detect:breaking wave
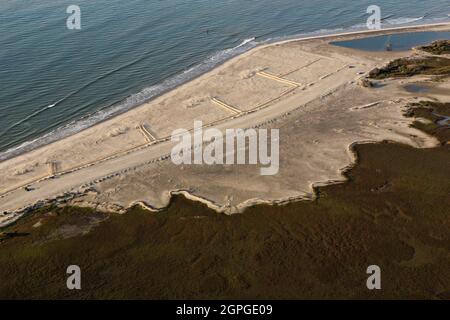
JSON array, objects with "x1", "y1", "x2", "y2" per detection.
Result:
[
  {"x1": 0, "y1": 38, "x2": 259, "y2": 161},
  {"x1": 0, "y1": 16, "x2": 448, "y2": 162},
  {"x1": 384, "y1": 16, "x2": 424, "y2": 25}
]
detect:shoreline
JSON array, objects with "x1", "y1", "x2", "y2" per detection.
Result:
[
  {"x1": 3, "y1": 134, "x2": 449, "y2": 299},
  {"x1": 0, "y1": 135, "x2": 431, "y2": 229},
  {"x1": 1, "y1": 22, "x2": 449, "y2": 226},
  {"x1": 0, "y1": 100, "x2": 441, "y2": 225},
  {"x1": 1, "y1": 132, "x2": 446, "y2": 230},
  {"x1": 1, "y1": 21, "x2": 450, "y2": 163}
]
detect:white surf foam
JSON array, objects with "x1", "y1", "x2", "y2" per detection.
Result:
[
  {"x1": 384, "y1": 16, "x2": 424, "y2": 25},
  {"x1": 0, "y1": 37, "x2": 260, "y2": 161},
  {"x1": 0, "y1": 17, "x2": 448, "y2": 162}
]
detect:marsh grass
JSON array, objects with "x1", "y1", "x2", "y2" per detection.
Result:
[
  {"x1": 418, "y1": 40, "x2": 450, "y2": 55},
  {"x1": 369, "y1": 56, "x2": 450, "y2": 79},
  {"x1": 0, "y1": 101, "x2": 449, "y2": 299}
]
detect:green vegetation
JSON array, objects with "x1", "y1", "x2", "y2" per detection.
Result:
[
  {"x1": 405, "y1": 101, "x2": 450, "y2": 144},
  {"x1": 418, "y1": 40, "x2": 450, "y2": 55},
  {"x1": 369, "y1": 56, "x2": 450, "y2": 79},
  {"x1": 0, "y1": 101, "x2": 449, "y2": 300}
]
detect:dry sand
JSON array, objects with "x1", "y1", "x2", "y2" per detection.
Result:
[{"x1": 1, "y1": 23, "x2": 450, "y2": 225}]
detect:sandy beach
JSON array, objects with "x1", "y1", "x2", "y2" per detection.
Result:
[{"x1": 1, "y1": 23, "x2": 450, "y2": 225}]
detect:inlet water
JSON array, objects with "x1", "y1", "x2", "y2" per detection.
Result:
[
  {"x1": 331, "y1": 31, "x2": 450, "y2": 51},
  {"x1": 1, "y1": 0, "x2": 449, "y2": 160}
]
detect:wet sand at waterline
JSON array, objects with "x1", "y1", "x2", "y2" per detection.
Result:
[{"x1": 1, "y1": 23, "x2": 450, "y2": 224}]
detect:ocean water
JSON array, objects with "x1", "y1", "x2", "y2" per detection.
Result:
[{"x1": 0, "y1": 0, "x2": 449, "y2": 160}]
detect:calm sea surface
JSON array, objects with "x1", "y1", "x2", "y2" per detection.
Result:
[{"x1": 0, "y1": 0, "x2": 449, "y2": 159}]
